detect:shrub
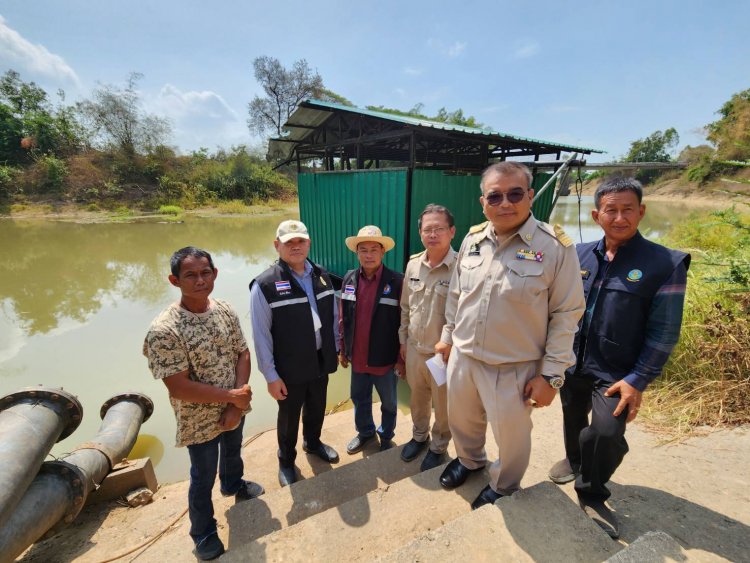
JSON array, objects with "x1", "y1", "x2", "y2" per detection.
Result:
[
  {"x1": 158, "y1": 204, "x2": 183, "y2": 216},
  {"x1": 0, "y1": 164, "x2": 18, "y2": 199}
]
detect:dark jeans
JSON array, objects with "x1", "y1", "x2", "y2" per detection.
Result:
[
  {"x1": 561, "y1": 374, "x2": 629, "y2": 501},
  {"x1": 186, "y1": 419, "x2": 245, "y2": 543},
  {"x1": 277, "y1": 374, "x2": 329, "y2": 467},
  {"x1": 351, "y1": 368, "x2": 398, "y2": 441}
]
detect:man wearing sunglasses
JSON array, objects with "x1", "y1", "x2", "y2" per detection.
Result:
[{"x1": 435, "y1": 161, "x2": 585, "y2": 511}]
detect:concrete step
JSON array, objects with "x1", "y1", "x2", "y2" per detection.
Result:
[
  {"x1": 218, "y1": 462, "x2": 493, "y2": 562},
  {"x1": 377, "y1": 481, "x2": 621, "y2": 563},
  {"x1": 605, "y1": 531, "x2": 685, "y2": 562}
]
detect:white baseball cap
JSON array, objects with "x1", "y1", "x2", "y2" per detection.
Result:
[{"x1": 276, "y1": 220, "x2": 310, "y2": 243}]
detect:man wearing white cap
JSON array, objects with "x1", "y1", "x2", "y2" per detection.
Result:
[
  {"x1": 339, "y1": 225, "x2": 404, "y2": 454},
  {"x1": 250, "y1": 220, "x2": 340, "y2": 486}
]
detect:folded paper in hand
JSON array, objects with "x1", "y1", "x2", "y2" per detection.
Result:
[{"x1": 425, "y1": 354, "x2": 447, "y2": 386}]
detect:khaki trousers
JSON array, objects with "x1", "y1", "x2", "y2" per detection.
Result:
[
  {"x1": 447, "y1": 348, "x2": 536, "y2": 495},
  {"x1": 405, "y1": 342, "x2": 451, "y2": 453}
]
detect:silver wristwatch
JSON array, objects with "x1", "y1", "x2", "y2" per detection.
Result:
[{"x1": 542, "y1": 375, "x2": 564, "y2": 389}]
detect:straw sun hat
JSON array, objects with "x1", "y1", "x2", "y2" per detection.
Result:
[{"x1": 345, "y1": 225, "x2": 396, "y2": 253}]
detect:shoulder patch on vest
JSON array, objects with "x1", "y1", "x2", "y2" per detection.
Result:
[
  {"x1": 410, "y1": 250, "x2": 425, "y2": 260},
  {"x1": 469, "y1": 221, "x2": 488, "y2": 234},
  {"x1": 553, "y1": 224, "x2": 574, "y2": 247}
]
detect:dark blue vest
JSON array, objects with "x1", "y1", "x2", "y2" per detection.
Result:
[
  {"x1": 570, "y1": 231, "x2": 690, "y2": 382},
  {"x1": 251, "y1": 260, "x2": 338, "y2": 384},
  {"x1": 341, "y1": 266, "x2": 403, "y2": 368}
]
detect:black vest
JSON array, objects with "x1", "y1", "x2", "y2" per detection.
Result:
[
  {"x1": 570, "y1": 232, "x2": 690, "y2": 382},
  {"x1": 341, "y1": 266, "x2": 403, "y2": 368},
  {"x1": 251, "y1": 259, "x2": 338, "y2": 384}
]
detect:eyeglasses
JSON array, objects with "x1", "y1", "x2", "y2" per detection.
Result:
[
  {"x1": 420, "y1": 226, "x2": 450, "y2": 236},
  {"x1": 484, "y1": 188, "x2": 527, "y2": 206}
]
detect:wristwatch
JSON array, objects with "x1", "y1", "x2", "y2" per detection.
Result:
[{"x1": 542, "y1": 374, "x2": 565, "y2": 389}]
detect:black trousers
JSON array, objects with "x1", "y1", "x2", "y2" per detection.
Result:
[
  {"x1": 277, "y1": 372, "x2": 329, "y2": 468},
  {"x1": 560, "y1": 374, "x2": 629, "y2": 501}
]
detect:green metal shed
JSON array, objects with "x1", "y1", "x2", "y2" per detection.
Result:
[{"x1": 269, "y1": 100, "x2": 603, "y2": 278}]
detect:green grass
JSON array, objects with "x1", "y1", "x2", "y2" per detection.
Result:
[{"x1": 158, "y1": 205, "x2": 184, "y2": 216}]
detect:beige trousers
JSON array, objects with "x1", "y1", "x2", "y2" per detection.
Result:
[
  {"x1": 405, "y1": 342, "x2": 451, "y2": 453},
  {"x1": 447, "y1": 348, "x2": 536, "y2": 495}
]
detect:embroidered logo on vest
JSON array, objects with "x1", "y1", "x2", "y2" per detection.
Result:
[{"x1": 626, "y1": 269, "x2": 643, "y2": 282}]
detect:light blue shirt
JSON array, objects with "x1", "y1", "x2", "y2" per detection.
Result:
[{"x1": 250, "y1": 260, "x2": 339, "y2": 383}]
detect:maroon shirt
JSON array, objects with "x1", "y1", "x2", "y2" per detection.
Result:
[{"x1": 339, "y1": 264, "x2": 393, "y2": 375}]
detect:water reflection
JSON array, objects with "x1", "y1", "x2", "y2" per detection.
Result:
[{"x1": 0, "y1": 198, "x2": 710, "y2": 483}]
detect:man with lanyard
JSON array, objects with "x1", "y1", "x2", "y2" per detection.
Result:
[
  {"x1": 250, "y1": 220, "x2": 340, "y2": 487},
  {"x1": 144, "y1": 246, "x2": 263, "y2": 561},
  {"x1": 435, "y1": 161, "x2": 585, "y2": 510},
  {"x1": 548, "y1": 176, "x2": 690, "y2": 538},
  {"x1": 398, "y1": 204, "x2": 457, "y2": 472},
  {"x1": 339, "y1": 225, "x2": 405, "y2": 454}
]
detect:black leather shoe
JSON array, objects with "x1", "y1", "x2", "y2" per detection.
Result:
[
  {"x1": 420, "y1": 450, "x2": 446, "y2": 472},
  {"x1": 303, "y1": 441, "x2": 340, "y2": 463},
  {"x1": 346, "y1": 434, "x2": 376, "y2": 454},
  {"x1": 439, "y1": 458, "x2": 483, "y2": 490},
  {"x1": 278, "y1": 465, "x2": 297, "y2": 487},
  {"x1": 400, "y1": 438, "x2": 429, "y2": 462},
  {"x1": 379, "y1": 438, "x2": 394, "y2": 451},
  {"x1": 470, "y1": 484, "x2": 504, "y2": 510}
]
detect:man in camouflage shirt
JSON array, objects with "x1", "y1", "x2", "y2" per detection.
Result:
[{"x1": 144, "y1": 246, "x2": 264, "y2": 561}]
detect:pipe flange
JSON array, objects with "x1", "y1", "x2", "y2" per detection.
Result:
[
  {"x1": 37, "y1": 460, "x2": 87, "y2": 534},
  {"x1": 0, "y1": 386, "x2": 83, "y2": 441},
  {"x1": 100, "y1": 392, "x2": 154, "y2": 422}
]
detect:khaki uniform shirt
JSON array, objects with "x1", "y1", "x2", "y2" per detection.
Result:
[
  {"x1": 143, "y1": 299, "x2": 248, "y2": 447},
  {"x1": 440, "y1": 215, "x2": 585, "y2": 377},
  {"x1": 399, "y1": 248, "x2": 457, "y2": 355}
]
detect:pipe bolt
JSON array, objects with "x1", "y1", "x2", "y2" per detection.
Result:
[
  {"x1": 73, "y1": 479, "x2": 81, "y2": 486},
  {"x1": 74, "y1": 496, "x2": 83, "y2": 505}
]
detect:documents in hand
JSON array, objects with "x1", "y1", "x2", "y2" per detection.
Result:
[{"x1": 425, "y1": 353, "x2": 447, "y2": 386}]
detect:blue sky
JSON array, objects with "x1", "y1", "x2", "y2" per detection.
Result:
[{"x1": 1, "y1": 1, "x2": 748, "y2": 162}]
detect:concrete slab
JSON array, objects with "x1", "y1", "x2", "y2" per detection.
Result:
[
  {"x1": 606, "y1": 531, "x2": 685, "y2": 562},
  {"x1": 217, "y1": 462, "x2": 493, "y2": 562},
  {"x1": 379, "y1": 482, "x2": 620, "y2": 563}
]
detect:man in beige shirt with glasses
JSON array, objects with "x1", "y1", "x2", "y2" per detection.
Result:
[
  {"x1": 435, "y1": 161, "x2": 585, "y2": 510},
  {"x1": 399, "y1": 204, "x2": 457, "y2": 472}
]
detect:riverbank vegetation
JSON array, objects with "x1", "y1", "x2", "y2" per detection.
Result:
[
  {"x1": 643, "y1": 207, "x2": 750, "y2": 435},
  {"x1": 0, "y1": 70, "x2": 296, "y2": 215}
]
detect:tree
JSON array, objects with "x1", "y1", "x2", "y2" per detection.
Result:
[
  {"x1": 0, "y1": 70, "x2": 84, "y2": 164},
  {"x1": 77, "y1": 72, "x2": 171, "y2": 157},
  {"x1": 247, "y1": 57, "x2": 324, "y2": 138},
  {"x1": 623, "y1": 128, "x2": 679, "y2": 183},
  {"x1": 365, "y1": 103, "x2": 485, "y2": 128},
  {"x1": 706, "y1": 87, "x2": 750, "y2": 162}
]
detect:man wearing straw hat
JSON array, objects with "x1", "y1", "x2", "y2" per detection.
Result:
[{"x1": 339, "y1": 225, "x2": 404, "y2": 454}]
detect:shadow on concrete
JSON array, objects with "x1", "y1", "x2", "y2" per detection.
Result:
[
  {"x1": 225, "y1": 496, "x2": 276, "y2": 559},
  {"x1": 609, "y1": 483, "x2": 750, "y2": 562}
]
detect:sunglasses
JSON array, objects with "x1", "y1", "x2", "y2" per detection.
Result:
[{"x1": 484, "y1": 188, "x2": 527, "y2": 206}]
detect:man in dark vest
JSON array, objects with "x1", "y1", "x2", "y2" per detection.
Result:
[
  {"x1": 548, "y1": 176, "x2": 690, "y2": 538},
  {"x1": 339, "y1": 225, "x2": 404, "y2": 454},
  {"x1": 250, "y1": 220, "x2": 340, "y2": 486}
]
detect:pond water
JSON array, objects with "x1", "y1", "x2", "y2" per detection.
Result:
[{"x1": 0, "y1": 196, "x2": 709, "y2": 483}]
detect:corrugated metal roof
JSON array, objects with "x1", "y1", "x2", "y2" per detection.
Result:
[{"x1": 268, "y1": 99, "x2": 604, "y2": 162}]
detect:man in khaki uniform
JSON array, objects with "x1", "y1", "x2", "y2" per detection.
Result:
[
  {"x1": 399, "y1": 204, "x2": 457, "y2": 472},
  {"x1": 435, "y1": 161, "x2": 585, "y2": 510}
]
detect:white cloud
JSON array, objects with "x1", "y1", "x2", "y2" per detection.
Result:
[
  {"x1": 403, "y1": 66, "x2": 423, "y2": 76},
  {"x1": 0, "y1": 15, "x2": 79, "y2": 85},
  {"x1": 447, "y1": 41, "x2": 467, "y2": 58},
  {"x1": 147, "y1": 84, "x2": 248, "y2": 151},
  {"x1": 546, "y1": 104, "x2": 582, "y2": 113},
  {"x1": 512, "y1": 40, "x2": 540, "y2": 60},
  {"x1": 427, "y1": 38, "x2": 467, "y2": 59}
]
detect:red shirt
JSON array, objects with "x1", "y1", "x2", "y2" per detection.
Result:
[{"x1": 345, "y1": 265, "x2": 393, "y2": 375}]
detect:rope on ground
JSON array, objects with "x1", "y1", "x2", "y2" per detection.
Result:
[
  {"x1": 93, "y1": 507, "x2": 188, "y2": 563},
  {"x1": 96, "y1": 395, "x2": 354, "y2": 560}
]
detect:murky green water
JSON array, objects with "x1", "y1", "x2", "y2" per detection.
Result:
[{"x1": 0, "y1": 197, "x2": 710, "y2": 483}]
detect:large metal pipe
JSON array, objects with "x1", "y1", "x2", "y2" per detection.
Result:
[
  {"x1": 0, "y1": 386, "x2": 82, "y2": 530},
  {"x1": 0, "y1": 392, "x2": 153, "y2": 563}
]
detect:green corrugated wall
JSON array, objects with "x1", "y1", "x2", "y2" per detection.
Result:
[
  {"x1": 299, "y1": 169, "x2": 408, "y2": 277},
  {"x1": 299, "y1": 168, "x2": 557, "y2": 277}
]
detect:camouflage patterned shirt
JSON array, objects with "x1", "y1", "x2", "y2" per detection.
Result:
[{"x1": 143, "y1": 299, "x2": 248, "y2": 447}]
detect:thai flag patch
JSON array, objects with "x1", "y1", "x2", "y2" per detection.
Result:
[
  {"x1": 275, "y1": 280, "x2": 291, "y2": 292},
  {"x1": 344, "y1": 284, "x2": 356, "y2": 295}
]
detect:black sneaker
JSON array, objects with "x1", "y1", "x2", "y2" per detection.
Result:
[
  {"x1": 194, "y1": 533, "x2": 225, "y2": 561},
  {"x1": 222, "y1": 479, "x2": 265, "y2": 501}
]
